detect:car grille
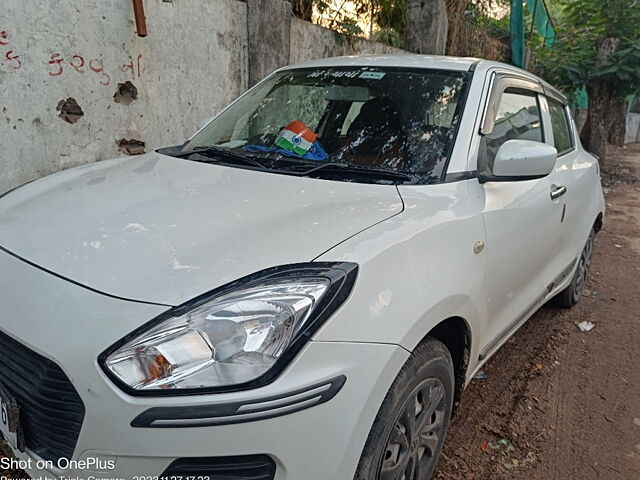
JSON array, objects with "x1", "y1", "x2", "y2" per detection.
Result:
[{"x1": 0, "y1": 330, "x2": 85, "y2": 463}]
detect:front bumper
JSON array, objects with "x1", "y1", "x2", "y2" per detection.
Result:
[{"x1": 0, "y1": 249, "x2": 409, "y2": 480}]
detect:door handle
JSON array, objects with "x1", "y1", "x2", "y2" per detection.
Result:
[{"x1": 550, "y1": 185, "x2": 567, "y2": 200}]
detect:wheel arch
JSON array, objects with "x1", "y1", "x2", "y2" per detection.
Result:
[
  {"x1": 594, "y1": 211, "x2": 603, "y2": 232},
  {"x1": 420, "y1": 316, "x2": 471, "y2": 412}
]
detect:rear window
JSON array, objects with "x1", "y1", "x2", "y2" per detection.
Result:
[{"x1": 548, "y1": 98, "x2": 573, "y2": 154}]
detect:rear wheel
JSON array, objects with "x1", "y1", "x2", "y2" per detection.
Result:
[
  {"x1": 354, "y1": 338, "x2": 454, "y2": 480},
  {"x1": 553, "y1": 228, "x2": 595, "y2": 308}
]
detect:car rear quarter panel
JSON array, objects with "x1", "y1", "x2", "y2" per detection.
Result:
[{"x1": 313, "y1": 181, "x2": 486, "y2": 371}]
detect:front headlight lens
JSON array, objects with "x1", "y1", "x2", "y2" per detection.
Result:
[{"x1": 104, "y1": 278, "x2": 329, "y2": 391}]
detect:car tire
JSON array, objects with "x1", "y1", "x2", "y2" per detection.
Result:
[
  {"x1": 354, "y1": 337, "x2": 454, "y2": 480},
  {"x1": 553, "y1": 228, "x2": 596, "y2": 308}
]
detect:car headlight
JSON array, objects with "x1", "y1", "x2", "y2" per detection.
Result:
[{"x1": 99, "y1": 263, "x2": 357, "y2": 395}]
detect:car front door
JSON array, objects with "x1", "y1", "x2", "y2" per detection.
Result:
[{"x1": 474, "y1": 75, "x2": 566, "y2": 360}]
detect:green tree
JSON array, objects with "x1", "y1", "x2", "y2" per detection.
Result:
[{"x1": 532, "y1": 0, "x2": 640, "y2": 162}]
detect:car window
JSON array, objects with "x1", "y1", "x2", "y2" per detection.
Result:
[
  {"x1": 183, "y1": 68, "x2": 470, "y2": 184},
  {"x1": 548, "y1": 98, "x2": 573, "y2": 154},
  {"x1": 485, "y1": 88, "x2": 543, "y2": 165}
]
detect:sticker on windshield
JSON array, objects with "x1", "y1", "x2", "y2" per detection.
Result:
[
  {"x1": 307, "y1": 70, "x2": 361, "y2": 79},
  {"x1": 359, "y1": 71, "x2": 386, "y2": 80}
]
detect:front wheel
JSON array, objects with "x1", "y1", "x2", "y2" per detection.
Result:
[
  {"x1": 354, "y1": 338, "x2": 454, "y2": 480},
  {"x1": 553, "y1": 228, "x2": 595, "y2": 308}
]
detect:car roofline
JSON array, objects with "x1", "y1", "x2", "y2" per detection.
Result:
[{"x1": 277, "y1": 54, "x2": 480, "y2": 73}]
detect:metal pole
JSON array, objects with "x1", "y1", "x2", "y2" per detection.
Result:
[{"x1": 132, "y1": 0, "x2": 148, "y2": 37}]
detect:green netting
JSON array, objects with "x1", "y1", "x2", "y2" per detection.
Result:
[
  {"x1": 511, "y1": 1, "x2": 584, "y2": 108},
  {"x1": 575, "y1": 86, "x2": 589, "y2": 109},
  {"x1": 511, "y1": 0, "x2": 556, "y2": 68},
  {"x1": 525, "y1": 0, "x2": 556, "y2": 46},
  {"x1": 510, "y1": 0, "x2": 525, "y2": 68}
]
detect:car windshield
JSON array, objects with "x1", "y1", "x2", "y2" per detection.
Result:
[{"x1": 174, "y1": 67, "x2": 470, "y2": 184}]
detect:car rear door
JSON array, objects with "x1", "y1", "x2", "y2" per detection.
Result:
[
  {"x1": 543, "y1": 94, "x2": 593, "y2": 269},
  {"x1": 473, "y1": 73, "x2": 566, "y2": 360}
]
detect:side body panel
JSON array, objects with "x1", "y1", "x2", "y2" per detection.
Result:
[
  {"x1": 465, "y1": 66, "x2": 604, "y2": 365},
  {"x1": 473, "y1": 73, "x2": 568, "y2": 354},
  {"x1": 313, "y1": 181, "x2": 487, "y2": 376},
  {"x1": 476, "y1": 173, "x2": 567, "y2": 354}
]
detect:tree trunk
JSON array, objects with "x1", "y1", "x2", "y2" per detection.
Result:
[
  {"x1": 585, "y1": 37, "x2": 621, "y2": 163},
  {"x1": 580, "y1": 112, "x2": 590, "y2": 147},
  {"x1": 291, "y1": 0, "x2": 312, "y2": 20},
  {"x1": 586, "y1": 83, "x2": 612, "y2": 162},
  {"x1": 404, "y1": 0, "x2": 448, "y2": 54},
  {"x1": 608, "y1": 98, "x2": 628, "y2": 147}
]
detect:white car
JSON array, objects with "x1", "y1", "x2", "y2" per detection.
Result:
[{"x1": 0, "y1": 55, "x2": 604, "y2": 480}]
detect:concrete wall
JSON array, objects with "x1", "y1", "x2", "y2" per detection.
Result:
[
  {"x1": 290, "y1": 18, "x2": 404, "y2": 64},
  {"x1": 626, "y1": 113, "x2": 640, "y2": 144},
  {"x1": 0, "y1": 0, "x2": 247, "y2": 192},
  {"x1": 248, "y1": 0, "x2": 290, "y2": 86},
  {"x1": 0, "y1": 0, "x2": 408, "y2": 193}
]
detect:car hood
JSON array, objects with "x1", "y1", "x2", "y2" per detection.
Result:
[{"x1": 0, "y1": 153, "x2": 403, "y2": 306}]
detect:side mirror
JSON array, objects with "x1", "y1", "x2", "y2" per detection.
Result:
[{"x1": 480, "y1": 139, "x2": 557, "y2": 183}]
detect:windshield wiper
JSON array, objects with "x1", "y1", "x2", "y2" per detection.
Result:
[
  {"x1": 165, "y1": 146, "x2": 416, "y2": 183},
  {"x1": 176, "y1": 146, "x2": 267, "y2": 169},
  {"x1": 300, "y1": 162, "x2": 415, "y2": 184}
]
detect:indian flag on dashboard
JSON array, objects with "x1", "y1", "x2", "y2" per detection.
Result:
[{"x1": 275, "y1": 121, "x2": 318, "y2": 156}]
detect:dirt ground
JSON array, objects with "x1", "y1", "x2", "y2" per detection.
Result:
[
  {"x1": 435, "y1": 143, "x2": 640, "y2": 480},
  {"x1": 1, "y1": 146, "x2": 639, "y2": 480}
]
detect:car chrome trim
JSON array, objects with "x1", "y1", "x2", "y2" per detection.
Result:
[{"x1": 130, "y1": 375, "x2": 347, "y2": 428}]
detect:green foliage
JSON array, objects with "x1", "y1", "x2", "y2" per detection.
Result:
[
  {"x1": 292, "y1": 0, "x2": 519, "y2": 50},
  {"x1": 466, "y1": 0, "x2": 511, "y2": 40},
  {"x1": 531, "y1": 0, "x2": 640, "y2": 99},
  {"x1": 290, "y1": 0, "x2": 406, "y2": 45},
  {"x1": 372, "y1": 27, "x2": 403, "y2": 47},
  {"x1": 370, "y1": 0, "x2": 406, "y2": 37}
]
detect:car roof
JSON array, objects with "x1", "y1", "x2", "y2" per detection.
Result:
[
  {"x1": 279, "y1": 54, "x2": 567, "y2": 104},
  {"x1": 280, "y1": 54, "x2": 480, "y2": 72}
]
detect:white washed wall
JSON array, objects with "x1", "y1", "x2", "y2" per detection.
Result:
[
  {"x1": 0, "y1": 0, "x2": 248, "y2": 191},
  {"x1": 0, "y1": 2, "x2": 410, "y2": 192}
]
